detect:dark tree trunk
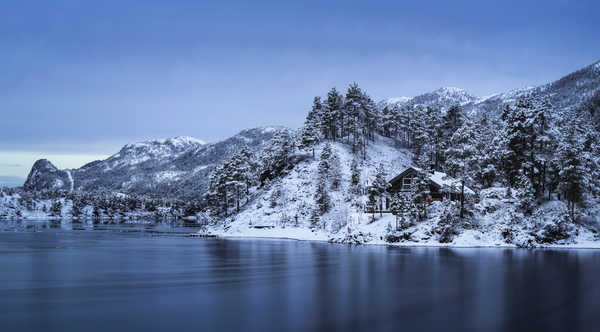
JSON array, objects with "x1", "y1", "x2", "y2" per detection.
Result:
[{"x1": 460, "y1": 180, "x2": 465, "y2": 218}]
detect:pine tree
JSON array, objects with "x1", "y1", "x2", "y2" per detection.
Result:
[
  {"x1": 260, "y1": 130, "x2": 294, "y2": 180},
  {"x1": 50, "y1": 200, "x2": 62, "y2": 217},
  {"x1": 515, "y1": 171, "x2": 535, "y2": 213},
  {"x1": 350, "y1": 159, "x2": 361, "y2": 190},
  {"x1": 371, "y1": 163, "x2": 390, "y2": 216},
  {"x1": 325, "y1": 88, "x2": 343, "y2": 140},
  {"x1": 390, "y1": 193, "x2": 411, "y2": 230},
  {"x1": 329, "y1": 151, "x2": 342, "y2": 190},
  {"x1": 443, "y1": 105, "x2": 463, "y2": 135},
  {"x1": 315, "y1": 174, "x2": 329, "y2": 214},
  {"x1": 344, "y1": 83, "x2": 363, "y2": 150},
  {"x1": 310, "y1": 209, "x2": 321, "y2": 229},
  {"x1": 381, "y1": 106, "x2": 395, "y2": 137},
  {"x1": 318, "y1": 142, "x2": 332, "y2": 180},
  {"x1": 366, "y1": 186, "x2": 378, "y2": 222},
  {"x1": 502, "y1": 98, "x2": 535, "y2": 187},
  {"x1": 558, "y1": 126, "x2": 586, "y2": 220},
  {"x1": 411, "y1": 172, "x2": 430, "y2": 219},
  {"x1": 444, "y1": 123, "x2": 478, "y2": 216},
  {"x1": 300, "y1": 99, "x2": 322, "y2": 157}
]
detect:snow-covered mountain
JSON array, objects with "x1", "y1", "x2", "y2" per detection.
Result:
[
  {"x1": 463, "y1": 61, "x2": 600, "y2": 118},
  {"x1": 381, "y1": 87, "x2": 477, "y2": 111},
  {"x1": 381, "y1": 60, "x2": 600, "y2": 119},
  {"x1": 24, "y1": 127, "x2": 290, "y2": 198}
]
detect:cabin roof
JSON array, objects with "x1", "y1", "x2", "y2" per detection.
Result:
[{"x1": 389, "y1": 167, "x2": 475, "y2": 195}]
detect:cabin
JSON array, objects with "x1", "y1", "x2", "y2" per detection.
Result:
[{"x1": 388, "y1": 167, "x2": 474, "y2": 202}]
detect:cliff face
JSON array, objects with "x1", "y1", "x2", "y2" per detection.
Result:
[{"x1": 24, "y1": 159, "x2": 72, "y2": 192}]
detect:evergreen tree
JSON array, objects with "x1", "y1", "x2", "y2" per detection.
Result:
[
  {"x1": 381, "y1": 106, "x2": 396, "y2": 138},
  {"x1": 558, "y1": 126, "x2": 586, "y2": 220},
  {"x1": 50, "y1": 200, "x2": 62, "y2": 217},
  {"x1": 325, "y1": 88, "x2": 343, "y2": 140},
  {"x1": 370, "y1": 163, "x2": 390, "y2": 216},
  {"x1": 411, "y1": 172, "x2": 430, "y2": 219},
  {"x1": 350, "y1": 159, "x2": 361, "y2": 190},
  {"x1": 343, "y1": 83, "x2": 363, "y2": 150},
  {"x1": 300, "y1": 98, "x2": 322, "y2": 157},
  {"x1": 390, "y1": 193, "x2": 412, "y2": 230},
  {"x1": 444, "y1": 123, "x2": 478, "y2": 216},
  {"x1": 315, "y1": 175, "x2": 330, "y2": 214},
  {"x1": 329, "y1": 151, "x2": 342, "y2": 190}
]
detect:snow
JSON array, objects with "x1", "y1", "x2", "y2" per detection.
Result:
[
  {"x1": 429, "y1": 171, "x2": 475, "y2": 195},
  {"x1": 386, "y1": 96, "x2": 412, "y2": 104},
  {"x1": 114, "y1": 136, "x2": 206, "y2": 167},
  {"x1": 154, "y1": 170, "x2": 184, "y2": 182},
  {"x1": 66, "y1": 170, "x2": 74, "y2": 192},
  {"x1": 193, "y1": 165, "x2": 209, "y2": 173},
  {"x1": 204, "y1": 135, "x2": 411, "y2": 240}
]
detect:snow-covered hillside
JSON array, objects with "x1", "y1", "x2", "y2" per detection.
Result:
[
  {"x1": 204, "y1": 137, "x2": 600, "y2": 248},
  {"x1": 220, "y1": 136, "x2": 411, "y2": 236}
]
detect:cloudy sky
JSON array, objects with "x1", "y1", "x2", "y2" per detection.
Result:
[{"x1": 1, "y1": 0, "x2": 599, "y2": 180}]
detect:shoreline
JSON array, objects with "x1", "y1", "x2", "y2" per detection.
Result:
[
  {"x1": 207, "y1": 229, "x2": 600, "y2": 250},
  {"x1": 2, "y1": 217, "x2": 600, "y2": 249}
]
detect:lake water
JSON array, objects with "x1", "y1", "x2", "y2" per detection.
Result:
[{"x1": 1, "y1": 221, "x2": 600, "y2": 332}]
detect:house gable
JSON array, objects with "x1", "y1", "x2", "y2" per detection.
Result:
[{"x1": 389, "y1": 167, "x2": 441, "y2": 193}]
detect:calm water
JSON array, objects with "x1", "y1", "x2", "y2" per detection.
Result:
[{"x1": 1, "y1": 221, "x2": 600, "y2": 332}]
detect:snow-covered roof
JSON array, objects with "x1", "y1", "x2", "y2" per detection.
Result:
[
  {"x1": 390, "y1": 167, "x2": 475, "y2": 195},
  {"x1": 429, "y1": 171, "x2": 475, "y2": 195}
]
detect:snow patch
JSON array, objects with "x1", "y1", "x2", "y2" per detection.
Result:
[{"x1": 65, "y1": 170, "x2": 74, "y2": 192}]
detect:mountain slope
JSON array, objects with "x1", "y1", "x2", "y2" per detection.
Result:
[
  {"x1": 381, "y1": 87, "x2": 477, "y2": 111},
  {"x1": 381, "y1": 60, "x2": 600, "y2": 119},
  {"x1": 464, "y1": 61, "x2": 600, "y2": 117},
  {"x1": 24, "y1": 127, "x2": 289, "y2": 198},
  {"x1": 222, "y1": 135, "x2": 413, "y2": 236}
]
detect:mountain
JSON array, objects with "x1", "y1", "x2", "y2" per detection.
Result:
[
  {"x1": 380, "y1": 87, "x2": 478, "y2": 111},
  {"x1": 24, "y1": 127, "x2": 290, "y2": 198},
  {"x1": 381, "y1": 60, "x2": 600, "y2": 119}
]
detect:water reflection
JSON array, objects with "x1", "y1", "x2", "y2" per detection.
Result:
[{"x1": 0, "y1": 224, "x2": 599, "y2": 332}]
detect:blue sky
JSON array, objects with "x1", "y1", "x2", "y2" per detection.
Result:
[{"x1": 1, "y1": 0, "x2": 599, "y2": 178}]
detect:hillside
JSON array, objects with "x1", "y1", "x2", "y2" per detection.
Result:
[{"x1": 204, "y1": 137, "x2": 600, "y2": 248}]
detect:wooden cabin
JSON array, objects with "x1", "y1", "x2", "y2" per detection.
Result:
[{"x1": 388, "y1": 167, "x2": 474, "y2": 202}]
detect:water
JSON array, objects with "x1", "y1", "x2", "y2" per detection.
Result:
[{"x1": 1, "y1": 221, "x2": 600, "y2": 332}]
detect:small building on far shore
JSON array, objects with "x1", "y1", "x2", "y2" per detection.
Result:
[{"x1": 388, "y1": 167, "x2": 474, "y2": 201}]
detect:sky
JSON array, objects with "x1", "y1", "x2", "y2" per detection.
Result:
[{"x1": 1, "y1": 0, "x2": 600, "y2": 180}]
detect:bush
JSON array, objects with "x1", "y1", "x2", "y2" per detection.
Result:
[
  {"x1": 438, "y1": 225, "x2": 457, "y2": 243},
  {"x1": 385, "y1": 232, "x2": 412, "y2": 243},
  {"x1": 502, "y1": 227, "x2": 515, "y2": 244}
]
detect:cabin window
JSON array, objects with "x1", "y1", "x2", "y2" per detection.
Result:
[{"x1": 401, "y1": 177, "x2": 413, "y2": 191}]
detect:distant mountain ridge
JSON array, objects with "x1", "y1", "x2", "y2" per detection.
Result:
[
  {"x1": 24, "y1": 127, "x2": 289, "y2": 198},
  {"x1": 380, "y1": 87, "x2": 477, "y2": 111},
  {"x1": 381, "y1": 60, "x2": 600, "y2": 118}
]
